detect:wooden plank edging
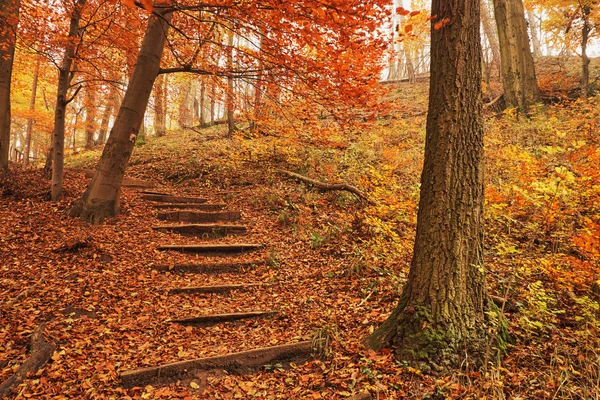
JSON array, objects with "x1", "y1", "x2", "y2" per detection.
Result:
[{"x1": 120, "y1": 340, "x2": 324, "y2": 387}]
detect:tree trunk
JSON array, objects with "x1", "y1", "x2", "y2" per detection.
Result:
[
  {"x1": 154, "y1": 73, "x2": 166, "y2": 137},
  {"x1": 406, "y1": 47, "x2": 416, "y2": 83},
  {"x1": 481, "y1": 0, "x2": 501, "y2": 79},
  {"x1": 199, "y1": 79, "x2": 206, "y2": 125},
  {"x1": 226, "y1": 30, "x2": 235, "y2": 137},
  {"x1": 98, "y1": 84, "x2": 117, "y2": 145},
  {"x1": 580, "y1": 6, "x2": 591, "y2": 98},
  {"x1": 210, "y1": 80, "x2": 215, "y2": 125},
  {"x1": 51, "y1": 0, "x2": 86, "y2": 201},
  {"x1": 84, "y1": 87, "x2": 96, "y2": 149},
  {"x1": 23, "y1": 54, "x2": 40, "y2": 165},
  {"x1": 0, "y1": 0, "x2": 19, "y2": 170},
  {"x1": 493, "y1": 0, "x2": 539, "y2": 110},
  {"x1": 250, "y1": 35, "x2": 263, "y2": 131},
  {"x1": 365, "y1": 0, "x2": 493, "y2": 371},
  {"x1": 527, "y1": 9, "x2": 542, "y2": 58},
  {"x1": 177, "y1": 78, "x2": 191, "y2": 128},
  {"x1": 70, "y1": 10, "x2": 172, "y2": 223}
]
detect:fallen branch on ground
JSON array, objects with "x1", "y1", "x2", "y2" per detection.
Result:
[
  {"x1": 0, "y1": 323, "x2": 56, "y2": 398},
  {"x1": 278, "y1": 170, "x2": 373, "y2": 204}
]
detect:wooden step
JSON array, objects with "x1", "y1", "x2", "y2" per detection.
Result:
[
  {"x1": 140, "y1": 190, "x2": 171, "y2": 195},
  {"x1": 157, "y1": 243, "x2": 262, "y2": 254},
  {"x1": 153, "y1": 203, "x2": 226, "y2": 211},
  {"x1": 120, "y1": 340, "x2": 324, "y2": 387},
  {"x1": 152, "y1": 261, "x2": 264, "y2": 274},
  {"x1": 152, "y1": 224, "x2": 247, "y2": 236},
  {"x1": 157, "y1": 210, "x2": 241, "y2": 223},
  {"x1": 168, "y1": 311, "x2": 277, "y2": 325},
  {"x1": 142, "y1": 194, "x2": 207, "y2": 203},
  {"x1": 169, "y1": 283, "x2": 268, "y2": 295}
]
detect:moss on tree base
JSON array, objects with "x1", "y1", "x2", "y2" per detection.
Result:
[{"x1": 365, "y1": 300, "x2": 493, "y2": 373}]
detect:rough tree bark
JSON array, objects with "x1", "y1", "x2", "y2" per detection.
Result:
[
  {"x1": 0, "y1": 0, "x2": 19, "y2": 170},
  {"x1": 23, "y1": 54, "x2": 41, "y2": 165},
  {"x1": 493, "y1": 0, "x2": 540, "y2": 109},
  {"x1": 70, "y1": 10, "x2": 172, "y2": 223},
  {"x1": 365, "y1": 0, "x2": 494, "y2": 371},
  {"x1": 51, "y1": 0, "x2": 86, "y2": 200}
]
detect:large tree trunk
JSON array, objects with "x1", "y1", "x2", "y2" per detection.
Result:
[
  {"x1": 98, "y1": 84, "x2": 118, "y2": 145},
  {"x1": 493, "y1": 0, "x2": 539, "y2": 110},
  {"x1": 70, "y1": 11, "x2": 172, "y2": 223},
  {"x1": 365, "y1": 0, "x2": 492, "y2": 371},
  {"x1": 0, "y1": 0, "x2": 19, "y2": 170},
  {"x1": 23, "y1": 54, "x2": 40, "y2": 165},
  {"x1": 84, "y1": 87, "x2": 96, "y2": 149},
  {"x1": 154, "y1": 73, "x2": 166, "y2": 137},
  {"x1": 51, "y1": 0, "x2": 86, "y2": 201},
  {"x1": 580, "y1": 6, "x2": 591, "y2": 98}
]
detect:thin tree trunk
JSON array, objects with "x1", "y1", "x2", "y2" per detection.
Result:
[
  {"x1": 366, "y1": 0, "x2": 494, "y2": 370},
  {"x1": 51, "y1": 0, "x2": 86, "y2": 201},
  {"x1": 199, "y1": 79, "x2": 206, "y2": 125},
  {"x1": 226, "y1": 30, "x2": 235, "y2": 137},
  {"x1": 154, "y1": 73, "x2": 166, "y2": 137},
  {"x1": 70, "y1": 10, "x2": 173, "y2": 223},
  {"x1": 580, "y1": 6, "x2": 591, "y2": 98},
  {"x1": 527, "y1": 9, "x2": 542, "y2": 58},
  {"x1": 250, "y1": 35, "x2": 263, "y2": 131},
  {"x1": 493, "y1": 0, "x2": 540, "y2": 110},
  {"x1": 406, "y1": 48, "x2": 416, "y2": 83},
  {"x1": 98, "y1": 84, "x2": 117, "y2": 145},
  {"x1": 0, "y1": 0, "x2": 19, "y2": 170},
  {"x1": 23, "y1": 54, "x2": 41, "y2": 165},
  {"x1": 178, "y1": 78, "x2": 191, "y2": 128},
  {"x1": 481, "y1": 0, "x2": 501, "y2": 79},
  {"x1": 84, "y1": 88, "x2": 96, "y2": 149},
  {"x1": 210, "y1": 80, "x2": 215, "y2": 125}
]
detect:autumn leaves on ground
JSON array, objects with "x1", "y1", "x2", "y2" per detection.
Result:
[{"x1": 1, "y1": 70, "x2": 599, "y2": 399}]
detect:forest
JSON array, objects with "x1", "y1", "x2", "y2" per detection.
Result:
[{"x1": 0, "y1": 0, "x2": 599, "y2": 398}]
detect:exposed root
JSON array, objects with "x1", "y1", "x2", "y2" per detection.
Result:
[
  {"x1": 0, "y1": 323, "x2": 56, "y2": 398},
  {"x1": 278, "y1": 170, "x2": 373, "y2": 204}
]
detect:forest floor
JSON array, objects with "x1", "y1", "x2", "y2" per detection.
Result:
[{"x1": 1, "y1": 58, "x2": 600, "y2": 399}]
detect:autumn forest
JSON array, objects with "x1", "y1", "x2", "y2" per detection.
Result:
[{"x1": 1, "y1": 0, "x2": 599, "y2": 398}]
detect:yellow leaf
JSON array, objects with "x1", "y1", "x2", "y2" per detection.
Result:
[{"x1": 190, "y1": 381, "x2": 199, "y2": 389}]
